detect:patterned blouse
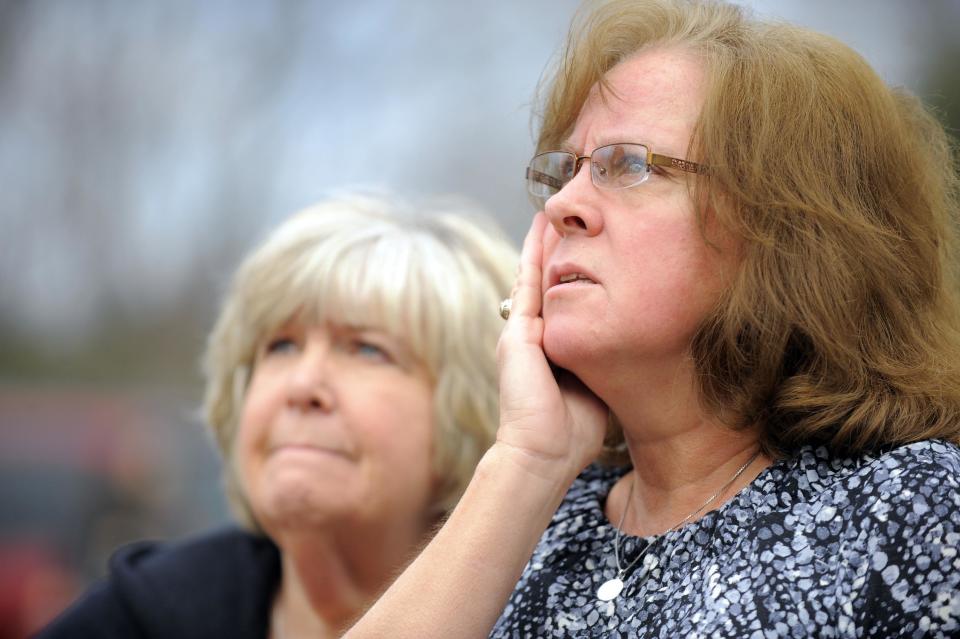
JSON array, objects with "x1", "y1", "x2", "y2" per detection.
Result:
[{"x1": 490, "y1": 440, "x2": 960, "y2": 638}]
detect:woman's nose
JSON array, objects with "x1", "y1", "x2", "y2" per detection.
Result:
[
  {"x1": 285, "y1": 346, "x2": 336, "y2": 412},
  {"x1": 542, "y1": 166, "x2": 604, "y2": 237}
]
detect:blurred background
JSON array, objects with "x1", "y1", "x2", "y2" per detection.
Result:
[{"x1": 0, "y1": 0, "x2": 957, "y2": 635}]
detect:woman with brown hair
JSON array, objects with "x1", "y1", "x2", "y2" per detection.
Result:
[{"x1": 347, "y1": 1, "x2": 960, "y2": 636}]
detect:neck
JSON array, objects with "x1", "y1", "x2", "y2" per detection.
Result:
[
  {"x1": 269, "y1": 521, "x2": 428, "y2": 638},
  {"x1": 583, "y1": 355, "x2": 770, "y2": 536},
  {"x1": 271, "y1": 536, "x2": 361, "y2": 639}
]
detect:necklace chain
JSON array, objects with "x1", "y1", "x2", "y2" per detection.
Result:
[{"x1": 611, "y1": 449, "x2": 762, "y2": 581}]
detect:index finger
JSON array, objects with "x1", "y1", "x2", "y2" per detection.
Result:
[{"x1": 512, "y1": 212, "x2": 547, "y2": 321}]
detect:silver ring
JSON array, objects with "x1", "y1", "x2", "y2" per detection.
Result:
[{"x1": 499, "y1": 298, "x2": 512, "y2": 320}]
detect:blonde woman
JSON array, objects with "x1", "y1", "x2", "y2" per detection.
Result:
[
  {"x1": 39, "y1": 194, "x2": 517, "y2": 638},
  {"x1": 348, "y1": 1, "x2": 960, "y2": 636}
]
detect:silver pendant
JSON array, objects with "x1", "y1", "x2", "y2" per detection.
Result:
[{"x1": 597, "y1": 577, "x2": 624, "y2": 601}]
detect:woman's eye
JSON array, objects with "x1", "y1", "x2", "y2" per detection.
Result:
[
  {"x1": 623, "y1": 155, "x2": 646, "y2": 174},
  {"x1": 264, "y1": 337, "x2": 297, "y2": 355},
  {"x1": 351, "y1": 339, "x2": 393, "y2": 363}
]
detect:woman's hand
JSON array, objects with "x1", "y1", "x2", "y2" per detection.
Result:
[
  {"x1": 495, "y1": 212, "x2": 609, "y2": 483},
  {"x1": 344, "y1": 214, "x2": 605, "y2": 639}
]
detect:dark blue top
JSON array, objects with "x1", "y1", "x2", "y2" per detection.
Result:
[
  {"x1": 36, "y1": 527, "x2": 280, "y2": 639},
  {"x1": 491, "y1": 440, "x2": 960, "y2": 638}
]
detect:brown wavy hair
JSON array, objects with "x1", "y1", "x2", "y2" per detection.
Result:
[{"x1": 536, "y1": 0, "x2": 960, "y2": 458}]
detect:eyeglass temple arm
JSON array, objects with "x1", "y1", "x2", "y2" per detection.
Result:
[
  {"x1": 525, "y1": 167, "x2": 566, "y2": 190},
  {"x1": 648, "y1": 152, "x2": 707, "y2": 174}
]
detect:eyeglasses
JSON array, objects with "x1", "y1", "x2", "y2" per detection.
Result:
[{"x1": 525, "y1": 142, "x2": 706, "y2": 208}]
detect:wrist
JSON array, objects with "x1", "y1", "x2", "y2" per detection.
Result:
[{"x1": 481, "y1": 441, "x2": 584, "y2": 496}]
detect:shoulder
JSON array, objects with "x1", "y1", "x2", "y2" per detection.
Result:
[
  {"x1": 720, "y1": 441, "x2": 960, "y2": 634},
  {"x1": 853, "y1": 442, "x2": 960, "y2": 632},
  {"x1": 771, "y1": 439, "x2": 959, "y2": 503},
  {"x1": 846, "y1": 439, "x2": 960, "y2": 553},
  {"x1": 110, "y1": 527, "x2": 280, "y2": 636},
  {"x1": 841, "y1": 439, "x2": 960, "y2": 519},
  {"x1": 37, "y1": 527, "x2": 280, "y2": 639},
  {"x1": 803, "y1": 441, "x2": 960, "y2": 634},
  {"x1": 862, "y1": 438, "x2": 960, "y2": 489},
  {"x1": 773, "y1": 440, "x2": 960, "y2": 540},
  {"x1": 110, "y1": 525, "x2": 280, "y2": 584}
]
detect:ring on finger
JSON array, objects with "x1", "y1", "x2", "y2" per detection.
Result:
[{"x1": 499, "y1": 298, "x2": 512, "y2": 320}]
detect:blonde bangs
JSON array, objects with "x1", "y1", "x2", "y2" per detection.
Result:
[{"x1": 243, "y1": 213, "x2": 490, "y2": 382}]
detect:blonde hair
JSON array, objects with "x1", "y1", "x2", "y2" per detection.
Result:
[
  {"x1": 203, "y1": 194, "x2": 517, "y2": 527},
  {"x1": 537, "y1": 0, "x2": 960, "y2": 458}
]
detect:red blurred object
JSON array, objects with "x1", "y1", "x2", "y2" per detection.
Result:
[
  {"x1": 0, "y1": 542, "x2": 80, "y2": 639},
  {"x1": 0, "y1": 385, "x2": 228, "y2": 636}
]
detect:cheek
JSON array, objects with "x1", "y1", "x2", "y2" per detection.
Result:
[
  {"x1": 365, "y1": 384, "x2": 436, "y2": 483},
  {"x1": 622, "y1": 216, "x2": 723, "y2": 300},
  {"x1": 389, "y1": 398, "x2": 434, "y2": 462},
  {"x1": 603, "y1": 221, "x2": 731, "y2": 356},
  {"x1": 233, "y1": 380, "x2": 276, "y2": 480}
]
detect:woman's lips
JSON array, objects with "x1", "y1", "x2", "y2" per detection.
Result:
[
  {"x1": 270, "y1": 443, "x2": 354, "y2": 461},
  {"x1": 558, "y1": 273, "x2": 597, "y2": 284},
  {"x1": 545, "y1": 263, "x2": 600, "y2": 290}
]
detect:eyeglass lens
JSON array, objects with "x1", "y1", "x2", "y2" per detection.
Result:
[{"x1": 526, "y1": 143, "x2": 650, "y2": 206}]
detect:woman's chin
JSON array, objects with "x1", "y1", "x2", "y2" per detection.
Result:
[
  {"x1": 542, "y1": 321, "x2": 599, "y2": 375},
  {"x1": 253, "y1": 480, "x2": 356, "y2": 532}
]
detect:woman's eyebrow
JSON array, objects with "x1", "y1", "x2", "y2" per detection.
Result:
[
  {"x1": 337, "y1": 324, "x2": 407, "y2": 349},
  {"x1": 337, "y1": 323, "x2": 389, "y2": 337}
]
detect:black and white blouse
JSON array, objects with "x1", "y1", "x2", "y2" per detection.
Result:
[{"x1": 490, "y1": 440, "x2": 960, "y2": 638}]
